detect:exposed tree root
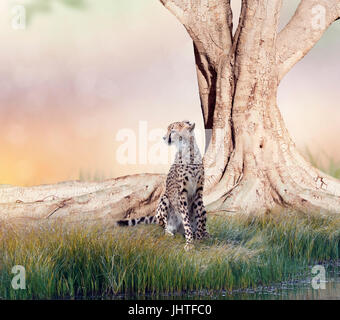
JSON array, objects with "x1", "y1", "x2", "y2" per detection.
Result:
[
  {"x1": 2, "y1": 0, "x2": 340, "y2": 224},
  {"x1": 0, "y1": 174, "x2": 165, "y2": 225},
  {"x1": 207, "y1": 149, "x2": 340, "y2": 216}
]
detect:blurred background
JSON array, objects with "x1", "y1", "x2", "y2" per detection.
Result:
[{"x1": 0, "y1": 0, "x2": 339, "y2": 186}]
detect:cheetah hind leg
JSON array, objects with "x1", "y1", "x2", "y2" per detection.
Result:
[{"x1": 193, "y1": 203, "x2": 210, "y2": 240}]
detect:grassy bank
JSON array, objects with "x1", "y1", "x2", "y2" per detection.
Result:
[
  {"x1": 1, "y1": 154, "x2": 339, "y2": 299},
  {"x1": 1, "y1": 210, "x2": 340, "y2": 299}
]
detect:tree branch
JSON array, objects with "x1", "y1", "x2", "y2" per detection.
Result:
[
  {"x1": 159, "y1": 0, "x2": 189, "y2": 24},
  {"x1": 159, "y1": 0, "x2": 233, "y2": 68},
  {"x1": 277, "y1": 0, "x2": 340, "y2": 81}
]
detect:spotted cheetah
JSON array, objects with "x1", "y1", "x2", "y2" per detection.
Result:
[{"x1": 116, "y1": 120, "x2": 209, "y2": 250}]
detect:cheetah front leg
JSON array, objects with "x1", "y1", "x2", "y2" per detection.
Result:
[
  {"x1": 179, "y1": 188, "x2": 194, "y2": 251},
  {"x1": 155, "y1": 194, "x2": 169, "y2": 229},
  {"x1": 193, "y1": 186, "x2": 210, "y2": 240}
]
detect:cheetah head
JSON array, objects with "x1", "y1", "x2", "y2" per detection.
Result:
[{"x1": 163, "y1": 120, "x2": 195, "y2": 146}]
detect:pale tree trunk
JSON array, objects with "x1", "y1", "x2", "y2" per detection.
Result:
[
  {"x1": 1, "y1": 0, "x2": 340, "y2": 224},
  {"x1": 205, "y1": 0, "x2": 340, "y2": 214}
]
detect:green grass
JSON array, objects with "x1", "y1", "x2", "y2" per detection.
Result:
[
  {"x1": 1, "y1": 153, "x2": 339, "y2": 299},
  {"x1": 1, "y1": 211, "x2": 340, "y2": 299}
]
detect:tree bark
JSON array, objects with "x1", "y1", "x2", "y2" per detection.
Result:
[
  {"x1": 161, "y1": 0, "x2": 340, "y2": 215},
  {"x1": 0, "y1": 174, "x2": 164, "y2": 225},
  {"x1": 1, "y1": 0, "x2": 340, "y2": 224}
]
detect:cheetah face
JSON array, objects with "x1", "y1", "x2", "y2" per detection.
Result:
[{"x1": 163, "y1": 120, "x2": 195, "y2": 146}]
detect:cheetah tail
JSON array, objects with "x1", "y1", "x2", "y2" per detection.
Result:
[{"x1": 115, "y1": 216, "x2": 157, "y2": 227}]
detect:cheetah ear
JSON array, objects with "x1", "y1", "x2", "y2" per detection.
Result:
[
  {"x1": 183, "y1": 120, "x2": 194, "y2": 128},
  {"x1": 189, "y1": 122, "x2": 195, "y2": 132}
]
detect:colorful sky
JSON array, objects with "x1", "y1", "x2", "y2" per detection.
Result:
[{"x1": 0, "y1": 0, "x2": 339, "y2": 186}]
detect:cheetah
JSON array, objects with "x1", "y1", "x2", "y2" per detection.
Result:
[{"x1": 116, "y1": 120, "x2": 209, "y2": 250}]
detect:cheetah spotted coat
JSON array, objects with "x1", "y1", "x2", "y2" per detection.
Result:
[{"x1": 116, "y1": 121, "x2": 209, "y2": 250}]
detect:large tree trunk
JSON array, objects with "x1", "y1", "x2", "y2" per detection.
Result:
[
  {"x1": 202, "y1": 0, "x2": 340, "y2": 215},
  {"x1": 1, "y1": 0, "x2": 340, "y2": 224}
]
